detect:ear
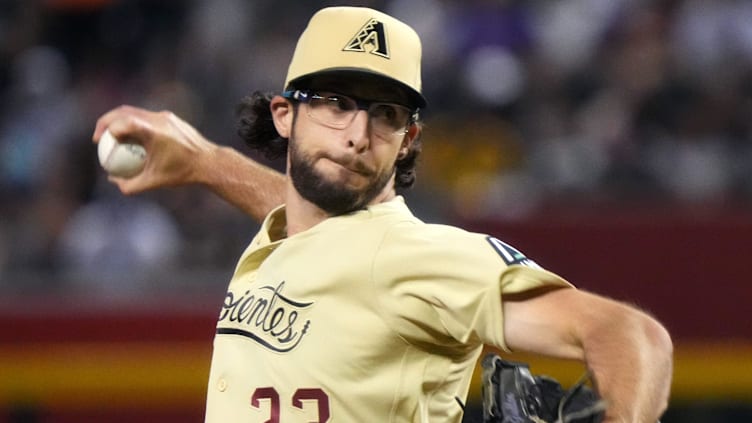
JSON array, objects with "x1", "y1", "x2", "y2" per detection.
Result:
[
  {"x1": 398, "y1": 123, "x2": 421, "y2": 159},
  {"x1": 270, "y1": 95, "x2": 293, "y2": 138}
]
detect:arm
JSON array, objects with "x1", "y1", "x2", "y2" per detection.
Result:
[
  {"x1": 93, "y1": 105, "x2": 285, "y2": 222},
  {"x1": 502, "y1": 288, "x2": 673, "y2": 423}
]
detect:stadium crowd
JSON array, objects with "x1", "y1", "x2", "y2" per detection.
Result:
[{"x1": 1, "y1": 0, "x2": 751, "y2": 295}]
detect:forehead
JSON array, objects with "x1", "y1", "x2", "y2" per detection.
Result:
[{"x1": 303, "y1": 73, "x2": 411, "y2": 105}]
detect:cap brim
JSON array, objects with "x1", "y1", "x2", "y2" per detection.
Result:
[{"x1": 287, "y1": 68, "x2": 427, "y2": 109}]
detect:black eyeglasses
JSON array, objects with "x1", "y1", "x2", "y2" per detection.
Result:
[{"x1": 283, "y1": 90, "x2": 418, "y2": 137}]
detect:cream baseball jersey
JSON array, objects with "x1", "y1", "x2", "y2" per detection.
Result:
[{"x1": 205, "y1": 197, "x2": 571, "y2": 423}]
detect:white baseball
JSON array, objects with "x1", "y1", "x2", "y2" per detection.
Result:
[{"x1": 97, "y1": 129, "x2": 146, "y2": 178}]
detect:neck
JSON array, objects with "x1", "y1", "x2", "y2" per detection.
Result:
[{"x1": 284, "y1": 179, "x2": 397, "y2": 236}]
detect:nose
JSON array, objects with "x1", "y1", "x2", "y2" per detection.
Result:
[{"x1": 345, "y1": 109, "x2": 371, "y2": 153}]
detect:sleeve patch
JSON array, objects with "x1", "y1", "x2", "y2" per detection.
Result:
[{"x1": 486, "y1": 236, "x2": 542, "y2": 269}]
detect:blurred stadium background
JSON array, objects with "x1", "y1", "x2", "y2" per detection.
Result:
[{"x1": 1, "y1": 0, "x2": 751, "y2": 422}]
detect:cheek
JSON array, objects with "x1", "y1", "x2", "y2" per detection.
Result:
[
  {"x1": 373, "y1": 139, "x2": 404, "y2": 167},
  {"x1": 293, "y1": 118, "x2": 340, "y2": 152},
  {"x1": 290, "y1": 122, "x2": 323, "y2": 157}
]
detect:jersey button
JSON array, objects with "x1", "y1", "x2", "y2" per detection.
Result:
[{"x1": 217, "y1": 378, "x2": 228, "y2": 392}]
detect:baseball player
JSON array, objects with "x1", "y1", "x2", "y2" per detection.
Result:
[{"x1": 94, "y1": 6, "x2": 672, "y2": 423}]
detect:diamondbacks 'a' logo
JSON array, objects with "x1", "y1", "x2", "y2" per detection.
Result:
[
  {"x1": 486, "y1": 236, "x2": 542, "y2": 269},
  {"x1": 343, "y1": 18, "x2": 389, "y2": 58}
]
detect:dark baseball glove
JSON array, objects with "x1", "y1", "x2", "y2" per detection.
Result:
[{"x1": 481, "y1": 353, "x2": 606, "y2": 423}]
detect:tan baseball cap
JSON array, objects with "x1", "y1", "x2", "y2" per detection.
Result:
[{"x1": 284, "y1": 6, "x2": 427, "y2": 108}]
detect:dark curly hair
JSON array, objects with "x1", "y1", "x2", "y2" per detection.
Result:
[{"x1": 235, "y1": 91, "x2": 422, "y2": 190}]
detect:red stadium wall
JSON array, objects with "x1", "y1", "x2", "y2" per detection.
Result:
[
  {"x1": 0, "y1": 301, "x2": 217, "y2": 422},
  {"x1": 1, "y1": 210, "x2": 751, "y2": 422}
]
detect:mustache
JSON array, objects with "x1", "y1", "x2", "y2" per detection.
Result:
[{"x1": 326, "y1": 154, "x2": 376, "y2": 176}]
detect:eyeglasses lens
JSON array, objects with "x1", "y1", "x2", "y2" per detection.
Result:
[{"x1": 307, "y1": 93, "x2": 411, "y2": 136}]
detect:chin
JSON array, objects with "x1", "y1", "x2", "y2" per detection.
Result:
[{"x1": 289, "y1": 148, "x2": 390, "y2": 215}]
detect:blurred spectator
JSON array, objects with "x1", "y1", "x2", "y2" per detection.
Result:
[{"x1": 55, "y1": 187, "x2": 182, "y2": 296}]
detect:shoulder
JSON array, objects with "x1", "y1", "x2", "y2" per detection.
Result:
[
  {"x1": 373, "y1": 220, "x2": 505, "y2": 287},
  {"x1": 374, "y1": 218, "x2": 572, "y2": 293},
  {"x1": 377, "y1": 218, "x2": 507, "y2": 263}
]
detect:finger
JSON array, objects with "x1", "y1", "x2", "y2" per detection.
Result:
[
  {"x1": 93, "y1": 105, "x2": 155, "y2": 143},
  {"x1": 103, "y1": 114, "x2": 160, "y2": 151},
  {"x1": 94, "y1": 105, "x2": 138, "y2": 142}
]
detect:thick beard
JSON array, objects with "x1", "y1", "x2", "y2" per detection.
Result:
[{"x1": 289, "y1": 137, "x2": 395, "y2": 216}]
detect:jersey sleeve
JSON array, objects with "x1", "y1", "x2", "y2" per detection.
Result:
[{"x1": 372, "y1": 223, "x2": 572, "y2": 352}]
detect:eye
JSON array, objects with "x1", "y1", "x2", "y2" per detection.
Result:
[
  {"x1": 371, "y1": 104, "x2": 409, "y2": 126},
  {"x1": 319, "y1": 93, "x2": 356, "y2": 112},
  {"x1": 371, "y1": 104, "x2": 394, "y2": 119}
]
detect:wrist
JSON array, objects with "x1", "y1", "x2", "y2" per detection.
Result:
[{"x1": 192, "y1": 143, "x2": 226, "y2": 187}]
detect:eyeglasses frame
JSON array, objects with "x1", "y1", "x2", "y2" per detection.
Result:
[{"x1": 282, "y1": 89, "x2": 419, "y2": 135}]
